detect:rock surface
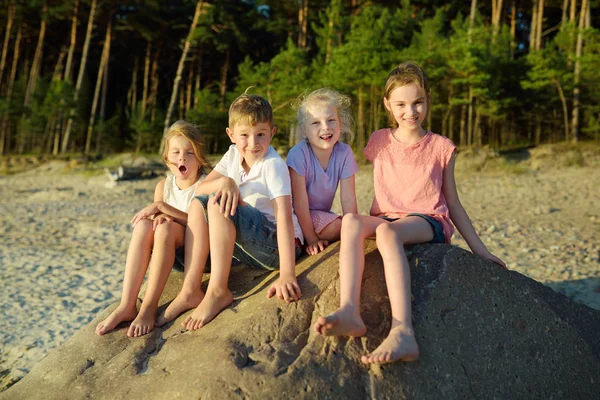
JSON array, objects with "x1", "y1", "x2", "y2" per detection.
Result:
[{"x1": 3, "y1": 242, "x2": 599, "y2": 399}]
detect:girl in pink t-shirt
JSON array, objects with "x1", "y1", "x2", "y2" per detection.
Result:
[
  {"x1": 314, "y1": 62, "x2": 505, "y2": 365},
  {"x1": 287, "y1": 88, "x2": 358, "y2": 255}
]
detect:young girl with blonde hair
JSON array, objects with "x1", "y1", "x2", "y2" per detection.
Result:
[{"x1": 287, "y1": 88, "x2": 358, "y2": 255}]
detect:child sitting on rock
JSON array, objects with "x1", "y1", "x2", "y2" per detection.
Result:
[
  {"x1": 314, "y1": 62, "x2": 505, "y2": 364},
  {"x1": 95, "y1": 121, "x2": 210, "y2": 337},
  {"x1": 156, "y1": 91, "x2": 304, "y2": 330},
  {"x1": 287, "y1": 88, "x2": 358, "y2": 256}
]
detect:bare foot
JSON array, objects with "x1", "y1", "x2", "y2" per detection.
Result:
[
  {"x1": 127, "y1": 306, "x2": 157, "y2": 337},
  {"x1": 95, "y1": 304, "x2": 138, "y2": 336},
  {"x1": 361, "y1": 325, "x2": 420, "y2": 364},
  {"x1": 313, "y1": 306, "x2": 366, "y2": 337},
  {"x1": 156, "y1": 290, "x2": 204, "y2": 327},
  {"x1": 182, "y1": 289, "x2": 233, "y2": 330}
]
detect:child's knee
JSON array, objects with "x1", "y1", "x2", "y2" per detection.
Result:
[
  {"x1": 342, "y1": 213, "x2": 361, "y2": 230},
  {"x1": 154, "y1": 221, "x2": 178, "y2": 242},
  {"x1": 132, "y1": 219, "x2": 153, "y2": 237},
  {"x1": 376, "y1": 223, "x2": 403, "y2": 246}
]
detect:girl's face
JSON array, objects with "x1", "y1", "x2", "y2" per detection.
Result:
[
  {"x1": 166, "y1": 135, "x2": 200, "y2": 183},
  {"x1": 304, "y1": 103, "x2": 341, "y2": 153},
  {"x1": 384, "y1": 83, "x2": 427, "y2": 133}
]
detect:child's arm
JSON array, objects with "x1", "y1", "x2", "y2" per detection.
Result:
[
  {"x1": 195, "y1": 169, "x2": 245, "y2": 216},
  {"x1": 443, "y1": 154, "x2": 506, "y2": 268},
  {"x1": 339, "y1": 175, "x2": 358, "y2": 215},
  {"x1": 289, "y1": 168, "x2": 327, "y2": 255},
  {"x1": 267, "y1": 195, "x2": 302, "y2": 302},
  {"x1": 130, "y1": 179, "x2": 188, "y2": 228}
]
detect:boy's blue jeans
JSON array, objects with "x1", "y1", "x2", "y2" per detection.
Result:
[{"x1": 194, "y1": 195, "x2": 302, "y2": 271}]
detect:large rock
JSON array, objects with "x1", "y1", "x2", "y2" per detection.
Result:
[{"x1": 4, "y1": 242, "x2": 599, "y2": 399}]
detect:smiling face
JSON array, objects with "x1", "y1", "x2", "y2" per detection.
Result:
[
  {"x1": 227, "y1": 121, "x2": 275, "y2": 170},
  {"x1": 165, "y1": 135, "x2": 200, "y2": 186},
  {"x1": 384, "y1": 83, "x2": 428, "y2": 135},
  {"x1": 303, "y1": 103, "x2": 341, "y2": 154}
]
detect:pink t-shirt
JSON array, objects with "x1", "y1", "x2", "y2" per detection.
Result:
[{"x1": 364, "y1": 129, "x2": 456, "y2": 243}]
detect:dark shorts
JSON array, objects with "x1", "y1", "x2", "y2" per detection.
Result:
[
  {"x1": 380, "y1": 213, "x2": 446, "y2": 244},
  {"x1": 195, "y1": 195, "x2": 302, "y2": 271}
]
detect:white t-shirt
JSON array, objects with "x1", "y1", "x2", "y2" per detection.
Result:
[
  {"x1": 163, "y1": 174, "x2": 204, "y2": 212},
  {"x1": 215, "y1": 145, "x2": 304, "y2": 242}
]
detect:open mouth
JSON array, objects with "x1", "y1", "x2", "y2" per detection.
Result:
[
  {"x1": 320, "y1": 134, "x2": 333, "y2": 141},
  {"x1": 179, "y1": 165, "x2": 188, "y2": 174}
]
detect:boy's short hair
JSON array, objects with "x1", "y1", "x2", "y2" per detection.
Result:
[{"x1": 229, "y1": 91, "x2": 273, "y2": 128}]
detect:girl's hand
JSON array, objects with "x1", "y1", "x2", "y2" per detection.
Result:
[
  {"x1": 152, "y1": 213, "x2": 173, "y2": 230},
  {"x1": 479, "y1": 251, "x2": 507, "y2": 269},
  {"x1": 305, "y1": 239, "x2": 329, "y2": 256},
  {"x1": 131, "y1": 202, "x2": 162, "y2": 227},
  {"x1": 213, "y1": 178, "x2": 245, "y2": 216},
  {"x1": 267, "y1": 274, "x2": 302, "y2": 303}
]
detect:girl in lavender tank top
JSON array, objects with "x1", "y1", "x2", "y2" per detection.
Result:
[
  {"x1": 287, "y1": 88, "x2": 358, "y2": 256},
  {"x1": 313, "y1": 62, "x2": 506, "y2": 366}
]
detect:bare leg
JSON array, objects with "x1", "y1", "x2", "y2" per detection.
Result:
[
  {"x1": 317, "y1": 217, "x2": 342, "y2": 243},
  {"x1": 182, "y1": 198, "x2": 234, "y2": 330},
  {"x1": 156, "y1": 200, "x2": 209, "y2": 326},
  {"x1": 128, "y1": 221, "x2": 184, "y2": 337},
  {"x1": 96, "y1": 220, "x2": 154, "y2": 335},
  {"x1": 314, "y1": 214, "x2": 384, "y2": 337},
  {"x1": 361, "y1": 216, "x2": 433, "y2": 364}
]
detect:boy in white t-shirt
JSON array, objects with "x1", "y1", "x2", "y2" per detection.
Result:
[{"x1": 157, "y1": 92, "x2": 304, "y2": 329}]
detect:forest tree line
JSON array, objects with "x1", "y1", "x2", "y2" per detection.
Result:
[{"x1": 0, "y1": 0, "x2": 598, "y2": 158}]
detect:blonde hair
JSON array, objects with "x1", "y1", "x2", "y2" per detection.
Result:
[
  {"x1": 384, "y1": 61, "x2": 431, "y2": 128},
  {"x1": 162, "y1": 120, "x2": 211, "y2": 173},
  {"x1": 228, "y1": 88, "x2": 273, "y2": 128},
  {"x1": 296, "y1": 88, "x2": 354, "y2": 144}
]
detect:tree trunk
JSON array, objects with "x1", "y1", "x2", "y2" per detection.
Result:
[
  {"x1": 510, "y1": 0, "x2": 516, "y2": 56},
  {"x1": 561, "y1": 0, "x2": 569, "y2": 26},
  {"x1": 530, "y1": 0, "x2": 538, "y2": 51},
  {"x1": 535, "y1": 118, "x2": 542, "y2": 144},
  {"x1": 61, "y1": 0, "x2": 97, "y2": 153},
  {"x1": 569, "y1": 0, "x2": 576, "y2": 22},
  {"x1": 179, "y1": 86, "x2": 185, "y2": 120},
  {"x1": 99, "y1": 47, "x2": 109, "y2": 122},
  {"x1": 467, "y1": 86, "x2": 474, "y2": 146},
  {"x1": 193, "y1": 48, "x2": 203, "y2": 109},
  {"x1": 536, "y1": 0, "x2": 544, "y2": 51},
  {"x1": 468, "y1": 0, "x2": 477, "y2": 43},
  {"x1": 474, "y1": 106, "x2": 481, "y2": 146},
  {"x1": 186, "y1": 60, "x2": 193, "y2": 116},
  {"x1": 142, "y1": 40, "x2": 151, "y2": 119},
  {"x1": 297, "y1": 0, "x2": 309, "y2": 49},
  {"x1": 492, "y1": 0, "x2": 504, "y2": 39},
  {"x1": 449, "y1": 111, "x2": 455, "y2": 143},
  {"x1": 129, "y1": 56, "x2": 139, "y2": 115},
  {"x1": 0, "y1": 24, "x2": 20, "y2": 155},
  {"x1": 161, "y1": 0, "x2": 205, "y2": 154},
  {"x1": 571, "y1": 0, "x2": 588, "y2": 143},
  {"x1": 0, "y1": 0, "x2": 15, "y2": 91},
  {"x1": 24, "y1": 1, "x2": 47, "y2": 107},
  {"x1": 218, "y1": 48, "x2": 230, "y2": 112},
  {"x1": 552, "y1": 78, "x2": 570, "y2": 141},
  {"x1": 64, "y1": 0, "x2": 78, "y2": 83},
  {"x1": 356, "y1": 86, "x2": 365, "y2": 162},
  {"x1": 85, "y1": 14, "x2": 111, "y2": 154},
  {"x1": 149, "y1": 44, "x2": 161, "y2": 123},
  {"x1": 459, "y1": 105, "x2": 466, "y2": 147}
]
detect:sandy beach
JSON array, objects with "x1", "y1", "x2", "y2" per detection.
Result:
[{"x1": 1, "y1": 150, "x2": 599, "y2": 390}]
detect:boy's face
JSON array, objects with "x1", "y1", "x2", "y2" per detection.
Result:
[{"x1": 226, "y1": 121, "x2": 276, "y2": 168}]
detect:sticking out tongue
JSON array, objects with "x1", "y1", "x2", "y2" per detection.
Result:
[{"x1": 179, "y1": 165, "x2": 187, "y2": 174}]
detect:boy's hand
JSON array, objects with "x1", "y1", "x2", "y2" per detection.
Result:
[
  {"x1": 152, "y1": 213, "x2": 173, "y2": 230},
  {"x1": 213, "y1": 178, "x2": 246, "y2": 217},
  {"x1": 131, "y1": 202, "x2": 162, "y2": 227},
  {"x1": 267, "y1": 274, "x2": 301, "y2": 303},
  {"x1": 305, "y1": 239, "x2": 329, "y2": 256}
]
